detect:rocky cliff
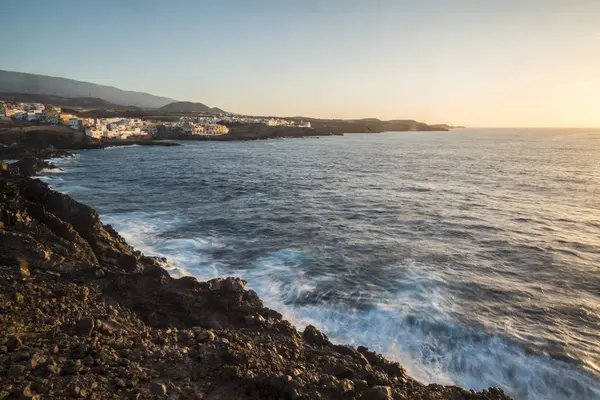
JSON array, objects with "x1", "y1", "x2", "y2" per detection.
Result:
[{"x1": 0, "y1": 158, "x2": 510, "y2": 399}]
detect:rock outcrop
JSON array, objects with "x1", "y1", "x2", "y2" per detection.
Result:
[{"x1": 0, "y1": 158, "x2": 511, "y2": 399}]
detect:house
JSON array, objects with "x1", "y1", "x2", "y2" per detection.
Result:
[
  {"x1": 204, "y1": 124, "x2": 229, "y2": 135},
  {"x1": 192, "y1": 125, "x2": 205, "y2": 135},
  {"x1": 67, "y1": 118, "x2": 83, "y2": 131},
  {"x1": 145, "y1": 125, "x2": 158, "y2": 135},
  {"x1": 85, "y1": 129, "x2": 103, "y2": 139},
  {"x1": 298, "y1": 121, "x2": 311, "y2": 128},
  {"x1": 60, "y1": 113, "x2": 74, "y2": 123},
  {"x1": 27, "y1": 113, "x2": 41, "y2": 121},
  {"x1": 4, "y1": 108, "x2": 21, "y2": 118}
]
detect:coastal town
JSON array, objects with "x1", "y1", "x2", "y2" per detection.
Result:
[{"x1": 0, "y1": 100, "x2": 312, "y2": 140}]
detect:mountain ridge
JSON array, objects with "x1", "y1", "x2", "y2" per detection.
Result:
[
  {"x1": 0, "y1": 92, "x2": 137, "y2": 110},
  {"x1": 157, "y1": 101, "x2": 226, "y2": 114},
  {"x1": 0, "y1": 69, "x2": 175, "y2": 109}
]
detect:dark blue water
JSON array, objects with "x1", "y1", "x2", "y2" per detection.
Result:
[{"x1": 41, "y1": 129, "x2": 600, "y2": 399}]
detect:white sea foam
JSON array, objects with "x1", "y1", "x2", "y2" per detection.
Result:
[
  {"x1": 40, "y1": 167, "x2": 65, "y2": 174},
  {"x1": 102, "y1": 215, "x2": 600, "y2": 400},
  {"x1": 231, "y1": 253, "x2": 600, "y2": 399},
  {"x1": 104, "y1": 144, "x2": 141, "y2": 150}
]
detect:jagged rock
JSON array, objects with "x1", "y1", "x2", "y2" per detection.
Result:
[
  {"x1": 74, "y1": 317, "x2": 94, "y2": 336},
  {"x1": 27, "y1": 352, "x2": 43, "y2": 369},
  {"x1": 44, "y1": 362, "x2": 61, "y2": 376},
  {"x1": 17, "y1": 383, "x2": 39, "y2": 400},
  {"x1": 208, "y1": 277, "x2": 246, "y2": 291},
  {"x1": 245, "y1": 314, "x2": 266, "y2": 327},
  {"x1": 8, "y1": 364, "x2": 27, "y2": 377},
  {"x1": 119, "y1": 254, "x2": 143, "y2": 273},
  {"x1": 324, "y1": 361, "x2": 355, "y2": 379},
  {"x1": 339, "y1": 379, "x2": 354, "y2": 393},
  {"x1": 98, "y1": 319, "x2": 121, "y2": 335},
  {"x1": 150, "y1": 382, "x2": 167, "y2": 396},
  {"x1": 62, "y1": 360, "x2": 83, "y2": 375},
  {"x1": 303, "y1": 325, "x2": 330, "y2": 345},
  {"x1": 6, "y1": 335, "x2": 22, "y2": 351},
  {"x1": 364, "y1": 385, "x2": 392, "y2": 400},
  {"x1": 262, "y1": 308, "x2": 283, "y2": 320},
  {"x1": 71, "y1": 343, "x2": 87, "y2": 359},
  {"x1": 196, "y1": 331, "x2": 216, "y2": 343}
]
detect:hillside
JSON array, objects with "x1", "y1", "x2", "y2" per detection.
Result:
[
  {"x1": 0, "y1": 92, "x2": 133, "y2": 110},
  {"x1": 0, "y1": 70, "x2": 174, "y2": 108},
  {"x1": 158, "y1": 101, "x2": 226, "y2": 114}
]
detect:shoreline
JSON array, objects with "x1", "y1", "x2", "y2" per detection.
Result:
[{"x1": 0, "y1": 152, "x2": 511, "y2": 399}]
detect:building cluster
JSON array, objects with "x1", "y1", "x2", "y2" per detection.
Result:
[
  {"x1": 87, "y1": 118, "x2": 231, "y2": 139},
  {"x1": 0, "y1": 101, "x2": 232, "y2": 140},
  {"x1": 219, "y1": 115, "x2": 311, "y2": 128},
  {"x1": 0, "y1": 101, "x2": 91, "y2": 133},
  {"x1": 1, "y1": 100, "x2": 313, "y2": 141},
  {"x1": 1, "y1": 101, "x2": 60, "y2": 122},
  {"x1": 84, "y1": 118, "x2": 151, "y2": 139},
  {"x1": 166, "y1": 117, "x2": 230, "y2": 136}
]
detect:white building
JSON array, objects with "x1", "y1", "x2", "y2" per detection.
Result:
[
  {"x1": 85, "y1": 129, "x2": 103, "y2": 139},
  {"x1": 67, "y1": 118, "x2": 83, "y2": 131},
  {"x1": 298, "y1": 121, "x2": 311, "y2": 128}
]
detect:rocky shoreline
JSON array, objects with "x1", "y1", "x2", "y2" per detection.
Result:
[
  {"x1": 0, "y1": 154, "x2": 511, "y2": 399},
  {"x1": 0, "y1": 126, "x2": 180, "y2": 163}
]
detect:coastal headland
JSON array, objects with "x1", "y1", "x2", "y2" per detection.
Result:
[
  {"x1": 1, "y1": 93, "x2": 454, "y2": 147},
  {"x1": 0, "y1": 150, "x2": 511, "y2": 399}
]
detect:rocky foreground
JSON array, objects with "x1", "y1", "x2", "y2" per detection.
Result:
[{"x1": 0, "y1": 157, "x2": 511, "y2": 399}]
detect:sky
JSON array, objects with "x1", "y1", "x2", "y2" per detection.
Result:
[{"x1": 1, "y1": 0, "x2": 599, "y2": 127}]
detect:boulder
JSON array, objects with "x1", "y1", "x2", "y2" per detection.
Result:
[
  {"x1": 303, "y1": 325, "x2": 330, "y2": 345},
  {"x1": 150, "y1": 382, "x2": 167, "y2": 396},
  {"x1": 74, "y1": 317, "x2": 95, "y2": 336},
  {"x1": 6, "y1": 335, "x2": 22, "y2": 351},
  {"x1": 363, "y1": 385, "x2": 392, "y2": 400}
]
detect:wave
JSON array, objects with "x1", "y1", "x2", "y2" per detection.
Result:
[
  {"x1": 98, "y1": 211, "x2": 600, "y2": 400},
  {"x1": 104, "y1": 144, "x2": 141, "y2": 150}
]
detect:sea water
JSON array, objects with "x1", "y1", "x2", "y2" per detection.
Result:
[{"x1": 40, "y1": 129, "x2": 600, "y2": 399}]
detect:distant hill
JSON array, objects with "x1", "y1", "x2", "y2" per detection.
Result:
[
  {"x1": 430, "y1": 124, "x2": 466, "y2": 129},
  {"x1": 158, "y1": 101, "x2": 226, "y2": 114},
  {"x1": 0, "y1": 70, "x2": 174, "y2": 108},
  {"x1": 0, "y1": 92, "x2": 138, "y2": 110},
  {"x1": 286, "y1": 117, "x2": 448, "y2": 133}
]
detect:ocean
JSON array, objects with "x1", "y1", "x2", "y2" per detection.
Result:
[{"x1": 39, "y1": 129, "x2": 600, "y2": 399}]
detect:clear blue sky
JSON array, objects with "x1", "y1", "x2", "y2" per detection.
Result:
[{"x1": 1, "y1": 0, "x2": 599, "y2": 126}]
